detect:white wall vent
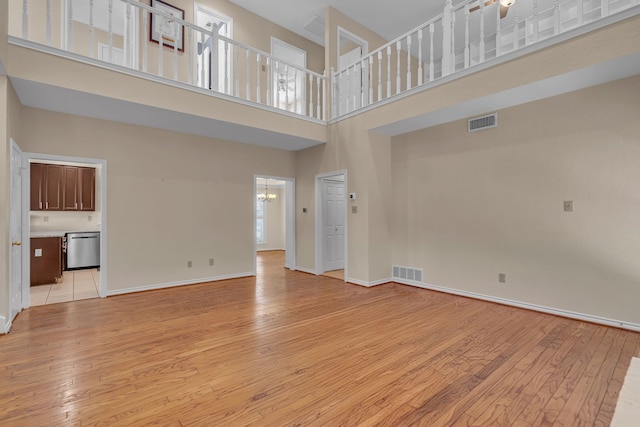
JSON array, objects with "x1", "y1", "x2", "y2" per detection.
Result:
[
  {"x1": 392, "y1": 265, "x2": 423, "y2": 283},
  {"x1": 468, "y1": 113, "x2": 497, "y2": 132}
]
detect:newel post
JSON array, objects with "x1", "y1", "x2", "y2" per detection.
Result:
[{"x1": 442, "y1": 0, "x2": 453, "y2": 77}]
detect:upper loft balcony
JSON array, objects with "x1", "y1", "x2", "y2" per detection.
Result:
[{"x1": 4, "y1": 0, "x2": 640, "y2": 144}]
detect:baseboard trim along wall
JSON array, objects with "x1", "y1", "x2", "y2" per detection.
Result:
[
  {"x1": 394, "y1": 278, "x2": 640, "y2": 332},
  {"x1": 347, "y1": 277, "x2": 391, "y2": 287},
  {"x1": 104, "y1": 272, "x2": 255, "y2": 297},
  {"x1": 294, "y1": 266, "x2": 317, "y2": 275},
  {"x1": 0, "y1": 316, "x2": 9, "y2": 334}
]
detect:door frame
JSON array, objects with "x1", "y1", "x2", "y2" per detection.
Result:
[
  {"x1": 24, "y1": 152, "x2": 108, "y2": 303},
  {"x1": 7, "y1": 139, "x2": 25, "y2": 333},
  {"x1": 337, "y1": 26, "x2": 369, "y2": 112},
  {"x1": 193, "y1": 3, "x2": 233, "y2": 92},
  {"x1": 271, "y1": 37, "x2": 307, "y2": 115},
  {"x1": 253, "y1": 175, "x2": 296, "y2": 274},
  {"x1": 315, "y1": 170, "x2": 348, "y2": 279}
]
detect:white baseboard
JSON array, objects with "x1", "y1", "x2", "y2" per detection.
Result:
[
  {"x1": 346, "y1": 277, "x2": 392, "y2": 287},
  {"x1": 1, "y1": 316, "x2": 9, "y2": 334},
  {"x1": 104, "y1": 272, "x2": 254, "y2": 297},
  {"x1": 394, "y1": 279, "x2": 640, "y2": 332},
  {"x1": 295, "y1": 266, "x2": 317, "y2": 275}
]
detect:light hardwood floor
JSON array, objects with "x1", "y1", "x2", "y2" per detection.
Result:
[{"x1": 2, "y1": 251, "x2": 639, "y2": 426}]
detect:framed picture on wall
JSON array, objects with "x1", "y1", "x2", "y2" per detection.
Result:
[{"x1": 149, "y1": 0, "x2": 185, "y2": 52}]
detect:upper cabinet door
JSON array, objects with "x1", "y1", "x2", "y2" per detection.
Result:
[
  {"x1": 63, "y1": 166, "x2": 79, "y2": 211},
  {"x1": 44, "y1": 164, "x2": 63, "y2": 211},
  {"x1": 79, "y1": 167, "x2": 96, "y2": 211},
  {"x1": 30, "y1": 163, "x2": 44, "y2": 210}
]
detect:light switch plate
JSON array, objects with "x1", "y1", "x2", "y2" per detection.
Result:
[
  {"x1": 35, "y1": 248, "x2": 42, "y2": 257},
  {"x1": 564, "y1": 201, "x2": 573, "y2": 212}
]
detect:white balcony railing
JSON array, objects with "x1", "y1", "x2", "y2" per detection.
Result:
[
  {"x1": 16, "y1": 0, "x2": 326, "y2": 121},
  {"x1": 332, "y1": 0, "x2": 639, "y2": 118}
]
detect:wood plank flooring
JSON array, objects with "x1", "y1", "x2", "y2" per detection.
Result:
[{"x1": 1, "y1": 250, "x2": 639, "y2": 426}]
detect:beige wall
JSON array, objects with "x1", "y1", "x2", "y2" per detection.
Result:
[
  {"x1": 19, "y1": 107, "x2": 296, "y2": 292},
  {"x1": 391, "y1": 75, "x2": 640, "y2": 324},
  {"x1": 0, "y1": 0, "x2": 7, "y2": 70},
  {"x1": 257, "y1": 188, "x2": 285, "y2": 251}
]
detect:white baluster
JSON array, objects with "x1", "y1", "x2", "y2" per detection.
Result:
[
  {"x1": 429, "y1": 23, "x2": 434, "y2": 81},
  {"x1": 386, "y1": 45, "x2": 392, "y2": 99},
  {"x1": 340, "y1": 70, "x2": 346, "y2": 114},
  {"x1": 22, "y1": 0, "x2": 28, "y2": 39},
  {"x1": 418, "y1": 29, "x2": 423, "y2": 86},
  {"x1": 246, "y1": 50, "x2": 251, "y2": 100},
  {"x1": 173, "y1": 29, "x2": 178, "y2": 80},
  {"x1": 158, "y1": 28, "x2": 163, "y2": 77},
  {"x1": 480, "y1": 3, "x2": 486, "y2": 62},
  {"x1": 496, "y1": 2, "x2": 502, "y2": 57},
  {"x1": 224, "y1": 40, "x2": 229, "y2": 94},
  {"x1": 368, "y1": 56, "x2": 374, "y2": 104},
  {"x1": 108, "y1": 0, "x2": 113, "y2": 62},
  {"x1": 361, "y1": 59, "x2": 366, "y2": 107},
  {"x1": 316, "y1": 75, "x2": 321, "y2": 119},
  {"x1": 276, "y1": 61, "x2": 281, "y2": 109},
  {"x1": 143, "y1": 11, "x2": 148, "y2": 72},
  {"x1": 533, "y1": 0, "x2": 539, "y2": 43},
  {"x1": 601, "y1": 0, "x2": 609, "y2": 17},
  {"x1": 406, "y1": 35, "x2": 412, "y2": 90},
  {"x1": 377, "y1": 51, "x2": 382, "y2": 102},
  {"x1": 321, "y1": 73, "x2": 326, "y2": 120},
  {"x1": 293, "y1": 68, "x2": 298, "y2": 114},
  {"x1": 68, "y1": 0, "x2": 74, "y2": 51},
  {"x1": 345, "y1": 67, "x2": 351, "y2": 113},
  {"x1": 396, "y1": 40, "x2": 401, "y2": 94},
  {"x1": 46, "y1": 0, "x2": 52, "y2": 46},
  {"x1": 554, "y1": 0, "x2": 560, "y2": 35},
  {"x1": 257, "y1": 53, "x2": 261, "y2": 103},
  {"x1": 235, "y1": 48, "x2": 240, "y2": 97},
  {"x1": 451, "y1": 10, "x2": 456, "y2": 71},
  {"x1": 514, "y1": 17, "x2": 520, "y2": 49},
  {"x1": 211, "y1": 30, "x2": 219, "y2": 90},
  {"x1": 285, "y1": 64, "x2": 290, "y2": 110},
  {"x1": 88, "y1": 0, "x2": 94, "y2": 56},
  {"x1": 309, "y1": 74, "x2": 314, "y2": 117},
  {"x1": 187, "y1": 28, "x2": 193, "y2": 85},
  {"x1": 199, "y1": 31, "x2": 205, "y2": 88},
  {"x1": 126, "y1": 3, "x2": 131, "y2": 67},
  {"x1": 442, "y1": 0, "x2": 452, "y2": 76},
  {"x1": 464, "y1": 6, "x2": 469, "y2": 69},
  {"x1": 577, "y1": 0, "x2": 583, "y2": 26}
]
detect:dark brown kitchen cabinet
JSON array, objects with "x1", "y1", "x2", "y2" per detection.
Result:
[
  {"x1": 30, "y1": 163, "x2": 63, "y2": 211},
  {"x1": 30, "y1": 237, "x2": 63, "y2": 286},
  {"x1": 31, "y1": 163, "x2": 96, "y2": 211},
  {"x1": 78, "y1": 167, "x2": 96, "y2": 211}
]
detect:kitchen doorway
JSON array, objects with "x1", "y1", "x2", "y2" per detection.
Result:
[
  {"x1": 254, "y1": 176, "x2": 295, "y2": 274},
  {"x1": 24, "y1": 153, "x2": 107, "y2": 308}
]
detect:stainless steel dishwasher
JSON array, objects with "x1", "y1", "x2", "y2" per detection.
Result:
[{"x1": 65, "y1": 232, "x2": 100, "y2": 270}]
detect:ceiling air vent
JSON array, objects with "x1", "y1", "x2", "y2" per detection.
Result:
[
  {"x1": 303, "y1": 15, "x2": 325, "y2": 42},
  {"x1": 468, "y1": 113, "x2": 497, "y2": 132}
]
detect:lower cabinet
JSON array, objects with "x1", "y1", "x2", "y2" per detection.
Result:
[{"x1": 30, "y1": 237, "x2": 63, "y2": 286}]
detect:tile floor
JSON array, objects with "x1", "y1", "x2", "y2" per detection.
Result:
[{"x1": 30, "y1": 269, "x2": 100, "y2": 306}]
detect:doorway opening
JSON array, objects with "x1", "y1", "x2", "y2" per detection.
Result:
[
  {"x1": 254, "y1": 176, "x2": 296, "y2": 276},
  {"x1": 24, "y1": 153, "x2": 107, "y2": 308},
  {"x1": 195, "y1": 4, "x2": 232, "y2": 94},
  {"x1": 337, "y1": 27, "x2": 369, "y2": 114},
  {"x1": 315, "y1": 171, "x2": 347, "y2": 281}
]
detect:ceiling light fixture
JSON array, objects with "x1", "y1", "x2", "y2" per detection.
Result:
[{"x1": 257, "y1": 179, "x2": 277, "y2": 203}]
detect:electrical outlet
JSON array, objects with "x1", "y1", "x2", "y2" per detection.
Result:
[
  {"x1": 44, "y1": 216, "x2": 49, "y2": 222},
  {"x1": 187, "y1": 261, "x2": 192, "y2": 268},
  {"x1": 302, "y1": 208, "x2": 307, "y2": 213},
  {"x1": 261, "y1": 64, "x2": 266, "y2": 72},
  {"x1": 564, "y1": 201, "x2": 573, "y2": 212},
  {"x1": 88, "y1": 215, "x2": 93, "y2": 221},
  {"x1": 499, "y1": 273, "x2": 506, "y2": 283},
  {"x1": 352, "y1": 206, "x2": 358, "y2": 214},
  {"x1": 209, "y1": 258, "x2": 214, "y2": 266}
]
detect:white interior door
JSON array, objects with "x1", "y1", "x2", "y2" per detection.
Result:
[
  {"x1": 196, "y1": 6, "x2": 232, "y2": 93},
  {"x1": 323, "y1": 179, "x2": 345, "y2": 271},
  {"x1": 10, "y1": 140, "x2": 24, "y2": 323}
]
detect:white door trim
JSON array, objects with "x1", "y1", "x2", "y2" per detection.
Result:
[
  {"x1": 315, "y1": 170, "x2": 348, "y2": 279},
  {"x1": 253, "y1": 175, "x2": 296, "y2": 274},
  {"x1": 8, "y1": 139, "x2": 25, "y2": 332},
  {"x1": 25, "y1": 152, "x2": 108, "y2": 300}
]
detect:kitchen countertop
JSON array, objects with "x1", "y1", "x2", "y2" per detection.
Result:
[{"x1": 31, "y1": 231, "x2": 100, "y2": 238}]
